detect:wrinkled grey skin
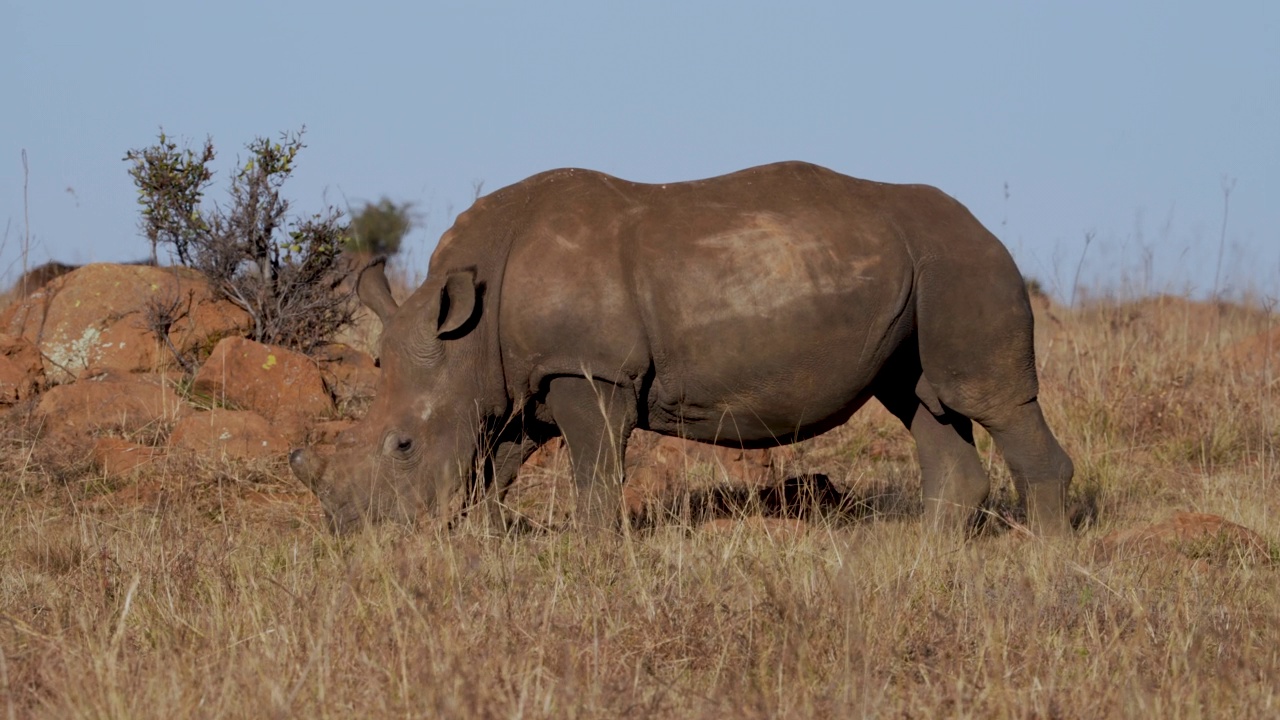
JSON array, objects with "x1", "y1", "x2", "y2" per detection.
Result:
[{"x1": 291, "y1": 161, "x2": 1073, "y2": 535}]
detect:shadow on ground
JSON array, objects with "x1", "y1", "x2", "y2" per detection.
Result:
[
  {"x1": 633, "y1": 473, "x2": 911, "y2": 528},
  {"x1": 480, "y1": 472, "x2": 1099, "y2": 538}
]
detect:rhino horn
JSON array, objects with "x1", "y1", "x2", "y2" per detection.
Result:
[{"x1": 289, "y1": 448, "x2": 325, "y2": 492}]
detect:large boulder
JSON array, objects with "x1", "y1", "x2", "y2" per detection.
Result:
[
  {"x1": 0, "y1": 263, "x2": 251, "y2": 383},
  {"x1": 169, "y1": 408, "x2": 290, "y2": 460},
  {"x1": 191, "y1": 337, "x2": 333, "y2": 443},
  {"x1": 34, "y1": 373, "x2": 188, "y2": 441}
]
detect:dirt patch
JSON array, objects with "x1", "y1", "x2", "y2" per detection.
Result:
[{"x1": 1095, "y1": 511, "x2": 1272, "y2": 566}]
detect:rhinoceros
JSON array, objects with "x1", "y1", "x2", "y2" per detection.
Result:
[{"x1": 291, "y1": 161, "x2": 1073, "y2": 535}]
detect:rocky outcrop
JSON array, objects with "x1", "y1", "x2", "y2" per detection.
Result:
[
  {"x1": 169, "y1": 408, "x2": 291, "y2": 460},
  {"x1": 1, "y1": 263, "x2": 250, "y2": 383},
  {"x1": 34, "y1": 373, "x2": 188, "y2": 440},
  {"x1": 191, "y1": 337, "x2": 334, "y2": 443}
]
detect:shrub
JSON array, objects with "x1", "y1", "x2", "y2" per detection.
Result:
[
  {"x1": 125, "y1": 128, "x2": 356, "y2": 352},
  {"x1": 345, "y1": 197, "x2": 416, "y2": 256}
]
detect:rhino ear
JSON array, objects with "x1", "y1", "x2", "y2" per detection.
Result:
[
  {"x1": 437, "y1": 269, "x2": 478, "y2": 336},
  {"x1": 357, "y1": 258, "x2": 398, "y2": 325}
]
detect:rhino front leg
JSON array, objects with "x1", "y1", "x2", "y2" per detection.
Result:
[
  {"x1": 472, "y1": 437, "x2": 537, "y2": 532},
  {"x1": 545, "y1": 375, "x2": 637, "y2": 532}
]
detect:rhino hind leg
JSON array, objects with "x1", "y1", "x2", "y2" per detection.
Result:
[
  {"x1": 917, "y1": 376, "x2": 1073, "y2": 536},
  {"x1": 875, "y1": 381, "x2": 990, "y2": 533},
  {"x1": 545, "y1": 375, "x2": 638, "y2": 532},
  {"x1": 975, "y1": 400, "x2": 1074, "y2": 536},
  {"x1": 911, "y1": 264, "x2": 1073, "y2": 536},
  {"x1": 919, "y1": 369, "x2": 1073, "y2": 536}
]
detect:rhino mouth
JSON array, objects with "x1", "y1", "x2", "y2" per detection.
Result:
[
  {"x1": 289, "y1": 448, "x2": 325, "y2": 490},
  {"x1": 290, "y1": 447, "x2": 450, "y2": 533},
  {"x1": 289, "y1": 448, "x2": 358, "y2": 533}
]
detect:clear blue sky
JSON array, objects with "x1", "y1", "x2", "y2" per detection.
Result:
[{"x1": 5, "y1": 1, "x2": 1278, "y2": 300}]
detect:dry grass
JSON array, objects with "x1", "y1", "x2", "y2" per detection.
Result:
[{"x1": 2, "y1": 292, "x2": 1278, "y2": 718}]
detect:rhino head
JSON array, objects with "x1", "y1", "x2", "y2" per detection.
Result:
[{"x1": 290, "y1": 259, "x2": 500, "y2": 532}]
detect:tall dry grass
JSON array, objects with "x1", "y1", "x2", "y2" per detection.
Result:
[{"x1": 1, "y1": 291, "x2": 1277, "y2": 718}]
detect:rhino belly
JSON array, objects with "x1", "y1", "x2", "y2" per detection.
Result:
[{"x1": 641, "y1": 296, "x2": 902, "y2": 446}]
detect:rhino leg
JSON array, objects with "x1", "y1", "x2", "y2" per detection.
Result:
[
  {"x1": 472, "y1": 438, "x2": 536, "y2": 533},
  {"x1": 876, "y1": 382, "x2": 990, "y2": 533},
  {"x1": 911, "y1": 261, "x2": 1073, "y2": 536},
  {"x1": 545, "y1": 376, "x2": 637, "y2": 533},
  {"x1": 978, "y1": 400, "x2": 1074, "y2": 536}
]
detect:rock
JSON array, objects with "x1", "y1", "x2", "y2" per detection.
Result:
[
  {"x1": 313, "y1": 343, "x2": 380, "y2": 415},
  {"x1": 522, "y1": 437, "x2": 566, "y2": 472},
  {"x1": 175, "y1": 299, "x2": 253, "y2": 360},
  {"x1": 621, "y1": 431, "x2": 788, "y2": 512},
  {"x1": 0, "y1": 332, "x2": 44, "y2": 404},
  {"x1": 1095, "y1": 511, "x2": 1272, "y2": 566},
  {"x1": 92, "y1": 437, "x2": 166, "y2": 476},
  {"x1": 169, "y1": 408, "x2": 290, "y2": 460},
  {"x1": 521, "y1": 432, "x2": 789, "y2": 515},
  {"x1": 1, "y1": 263, "x2": 250, "y2": 382},
  {"x1": 630, "y1": 431, "x2": 783, "y2": 485},
  {"x1": 34, "y1": 374, "x2": 188, "y2": 441},
  {"x1": 191, "y1": 338, "x2": 333, "y2": 442}
]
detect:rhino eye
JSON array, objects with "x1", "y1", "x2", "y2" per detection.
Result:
[{"x1": 384, "y1": 434, "x2": 414, "y2": 456}]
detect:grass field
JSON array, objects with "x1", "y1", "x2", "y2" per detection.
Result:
[{"x1": 2, "y1": 291, "x2": 1277, "y2": 718}]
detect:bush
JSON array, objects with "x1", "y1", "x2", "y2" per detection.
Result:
[
  {"x1": 125, "y1": 129, "x2": 356, "y2": 352},
  {"x1": 345, "y1": 197, "x2": 416, "y2": 256}
]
